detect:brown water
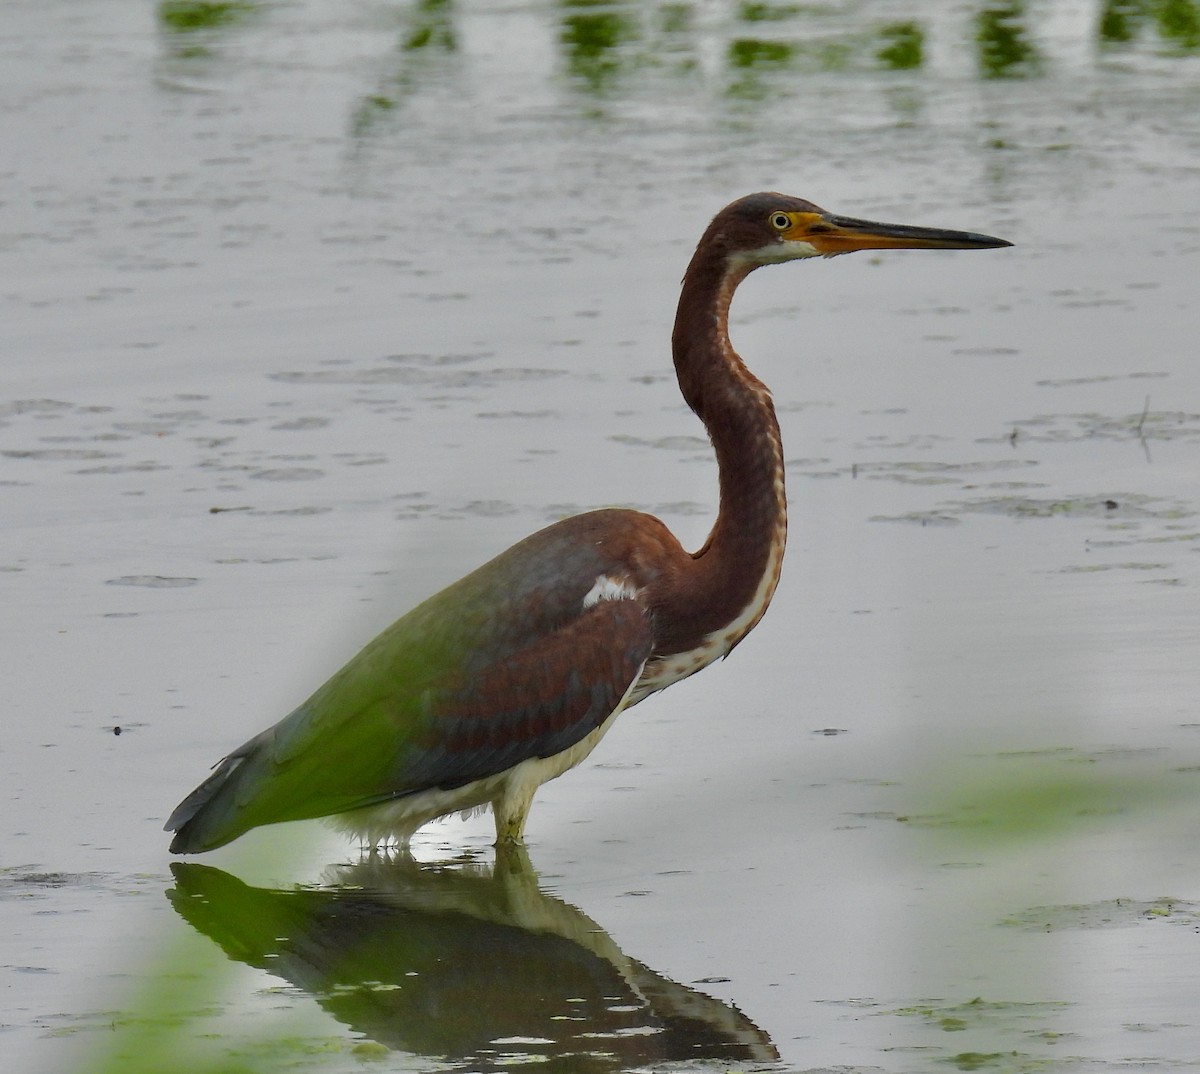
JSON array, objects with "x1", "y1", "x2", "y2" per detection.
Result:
[{"x1": 4, "y1": 1, "x2": 1200, "y2": 1071}]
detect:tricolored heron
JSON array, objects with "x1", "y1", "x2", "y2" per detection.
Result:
[{"x1": 166, "y1": 193, "x2": 1010, "y2": 854}]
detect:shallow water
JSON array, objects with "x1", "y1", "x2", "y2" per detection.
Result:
[{"x1": 4, "y1": 1, "x2": 1200, "y2": 1071}]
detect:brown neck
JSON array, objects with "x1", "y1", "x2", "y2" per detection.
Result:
[{"x1": 659, "y1": 248, "x2": 787, "y2": 653}]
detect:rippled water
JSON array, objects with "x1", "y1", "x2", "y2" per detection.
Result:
[{"x1": 4, "y1": 1, "x2": 1200, "y2": 1072}]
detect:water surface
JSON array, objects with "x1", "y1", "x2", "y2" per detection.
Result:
[{"x1": 4, "y1": 1, "x2": 1200, "y2": 1071}]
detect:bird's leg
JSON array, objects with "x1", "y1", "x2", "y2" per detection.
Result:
[
  {"x1": 492, "y1": 788, "x2": 532, "y2": 847},
  {"x1": 493, "y1": 838, "x2": 536, "y2": 880}
]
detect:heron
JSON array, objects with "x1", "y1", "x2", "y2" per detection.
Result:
[{"x1": 166, "y1": 193, "x2": 1010, "y2": 854}]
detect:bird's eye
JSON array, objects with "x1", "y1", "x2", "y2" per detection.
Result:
[{"x1": 769, "y1": 212, "x2": 791, "y2": 231}]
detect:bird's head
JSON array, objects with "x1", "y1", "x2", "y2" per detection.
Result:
[{"x1": 710, "y1": 192, "x2": 1012, "y2": 271}]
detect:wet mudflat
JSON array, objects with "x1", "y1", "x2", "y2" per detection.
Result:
[{"x1": 4, "y1": 1, "x2": 1200, "y2": 1071}]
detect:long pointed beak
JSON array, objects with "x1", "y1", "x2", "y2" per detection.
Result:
[{"x1": 801, "y1": 212, "x2": 1012, "y2": 254}]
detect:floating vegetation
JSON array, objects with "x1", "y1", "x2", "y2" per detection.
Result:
[
  {"x1": 737, "y1": 2, "x2": 802, "y2": 23},
  {"x1": 1057, "y1": 560, "x2": 1171, "y2": 573},
  {"x1": 269, "y1": 365, "x2": 565, "y2": 389},
  {"x1": 156, "y1": 1, "x2": 256, "y2": 33},
  {"x1": 995, "y1": 408, "x2": 1200, "y2": 445},
  {"x1": 856, "y1": 458, "x2": 1037, "y2": 485},
  {"x1": 1100, "y1": 0, "x2": 1149, "y2": 42},
  {"x1": 0, "y1": 866, "x2": 105, "y2": 896},
  {"x1": 1157, "y1": 0, "x2": 1200, "y2": 48},
  {"x1": 1100, "y1": 0, "x2": 1200, "y2": 51},
  {"x1": 350, "y1": 93, "x2": 399, "y2": 138},
  {"x1": 999, "y1": 896, "x2": 1200, "y2": 931},
  {"x1": 560, "y1": 1, "x2": 640, "y2": 93},
  {"x1": 2, "y1": 448, "x2": 114, "y2": 461},
  {"x1": 886, "y1": 996, "x2": 1069, "y2": 1032},
  {"x1": 728, "y1": 36, "x2": 796, "y2": 69},
  {"x1": 404, "y1": 0, "x2": 456, "y2": 52},
  {"x1": 975, "y1": 2, "x2": 1043, "y2": 78},
  {"x1": 610, "y1": 433, "x2": 710, "y2": 453},
  {"x1": 877, "y1": 20, "x2": 924, "y2": 69},
  {"x1": 106, "y1": 576, "x2": 199, "y2": 588},
  {"x1": 876, "y1": 491, "x2": 1193, "y2": 528}
]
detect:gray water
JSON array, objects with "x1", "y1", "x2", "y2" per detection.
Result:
[{"x1": 4, "y1": 1, "x2": 1200, "y2": 1071}]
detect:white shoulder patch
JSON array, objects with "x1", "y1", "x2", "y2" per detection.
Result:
[{"x1": 582, "y1": 573, "x2": 639, "y2": 610}]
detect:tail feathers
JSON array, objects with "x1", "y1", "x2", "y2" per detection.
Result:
[{"x1": 165, "y1": 736, "x2": 265, "y2": 854}]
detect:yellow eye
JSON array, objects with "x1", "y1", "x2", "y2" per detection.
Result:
[{"x1": 769, "y1": 212, "x2": 791, "y2": 231}]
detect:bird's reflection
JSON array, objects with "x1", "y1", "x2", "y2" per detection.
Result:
[{"x1": 167, "y1": 848, "x2": 777, "y2": 1072}]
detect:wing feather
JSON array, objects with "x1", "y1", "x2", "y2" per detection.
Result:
[{"x1": 167, "y1": 514, "x2": 656, "y2": 853}]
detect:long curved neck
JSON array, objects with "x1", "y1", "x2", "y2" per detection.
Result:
[{"x1": 661, "y1": 249, "x2": 787, "y2": 653}]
